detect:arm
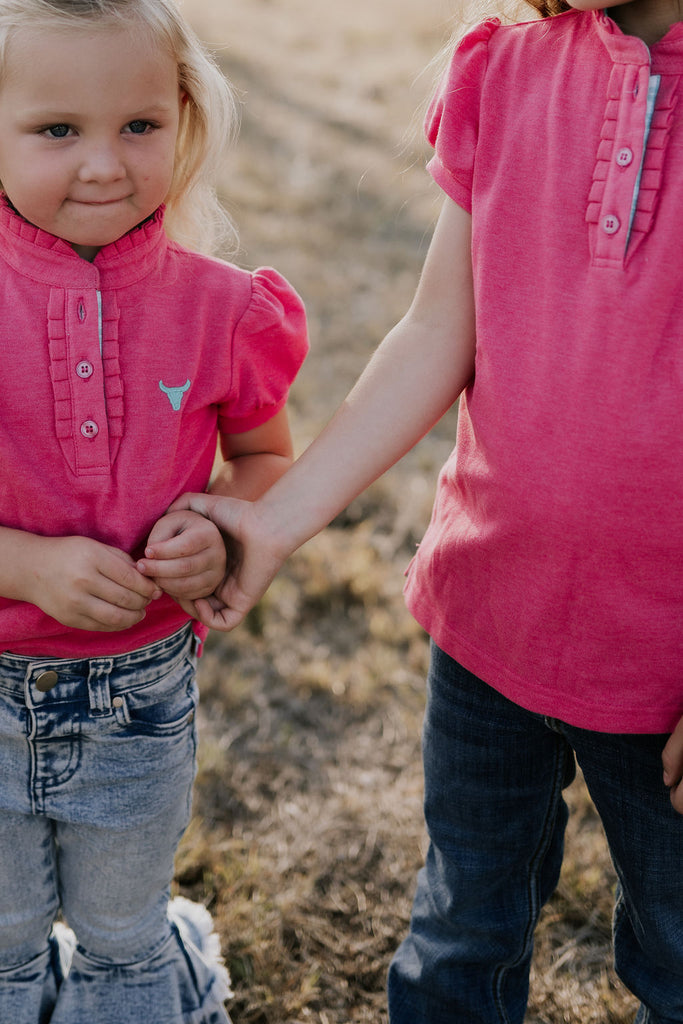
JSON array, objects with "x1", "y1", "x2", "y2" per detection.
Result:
[
  {"x1": 138, "y1": 408, "x2": 295, "y2": 607},
  {"x1": 173, "y1": 197, "x2": 477, "y2": 630},
  {"x1": 0, "y1": 526, "x2": 159, "y2": 631}
]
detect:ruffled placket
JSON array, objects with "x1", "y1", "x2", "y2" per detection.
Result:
[
  {"x1": 0, "y1": 199, "x2": 167, "y2": 478},
  {"x1": 47, "y1": 286, "x2": 124, "y2": 476},
  {"x1": 586, "y1": 11, "x2": 682, "y2": 269}
]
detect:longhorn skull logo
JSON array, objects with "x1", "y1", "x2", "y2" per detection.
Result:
[{"x1": 159, "y1": 378, "x2": 191, "y2": 411}]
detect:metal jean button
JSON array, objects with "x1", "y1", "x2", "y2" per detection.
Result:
[{"x1": 35, "y1": 670, "x2": 59, "y2": 692}]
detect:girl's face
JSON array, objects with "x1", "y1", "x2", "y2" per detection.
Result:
[{"x1": 0, "y1": 22, "x2": 182, "y2": 260}]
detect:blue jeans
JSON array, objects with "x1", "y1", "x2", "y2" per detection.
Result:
[
  {"x1": 0, "y1": 625, "x2": 231, "y2": 1024},
  {"x1": 388, "y1": 644, "x2": 683, "y2": 1024}
]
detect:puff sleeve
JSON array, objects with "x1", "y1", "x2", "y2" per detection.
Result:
[
  {"x1": 219, "y1": 267, "x2": 309, "y2": 434},
  {"x1": 425, "y1": 20, "x2": 499, "y2": 212}
]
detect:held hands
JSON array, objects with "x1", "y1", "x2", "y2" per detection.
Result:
[
  {"x1": 28, "y1": 535, "x2": 160, "y2": 632},
  {"x1": 22, "y1": 511, "x2": 229, "y2": 632},
  {"x1": 161, "y1": 493, "x2": 289, "y2": 631},
  {"x1": 136, "y1": 509, "x2": 227, "y2": 617},
  {"x1": 148, "y1": 500, "x2": 683, "y2": 825}
]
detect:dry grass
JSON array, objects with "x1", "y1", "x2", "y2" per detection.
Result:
[
  {"x1": 174, "y1": 1, "x2": 639, "y2": 1020},
  {"x1": 176, "y1": 508, "x2": 637, "y2": 1023}
]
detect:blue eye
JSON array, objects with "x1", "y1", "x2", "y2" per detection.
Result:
[
  {"x1": 46, "y1": 124, "x2": 70, "y2": 138},
  {"x1": 127, "y1": 120, "x2": 150, "y2": 134}
]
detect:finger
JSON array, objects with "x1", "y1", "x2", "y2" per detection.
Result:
[
  {"x1": 670, "y1": 781, "x2": 683, "y2": 816},
  {"x1": 93, "y1": 578, "x2": 157, "y2": 613},
  {"x1": 143, "y1": 533, "x2": 213, "y2": 562},
  {"x1": 662, "y1": 721, "x2": 683, "y2": 787},
  {"x1": 70, "y1": 601, "x2": 148, "y2": 632},
  {"x1": 145, "y1": 517, "x2": 183, "y2": 547},
  {"x1": 137, "y1": 553, "x2": 215, "y2": 581},
  {"x1": 192, "y1": 596, "x2": 246, "y2": 632},
  {"x1": 90, "y1": 557, "x2": 160, "y2": 609},
  {"x1": 103, "y1": 551, "x2": 160, "y2": 599},
  {"x1": 174, "y1": 596, "x2": 201, "y2": 619},
  {"x1": 168, "y1": 492, "x2": 219, "y2": 516},
  {"x1": 168, "y1": 493, "x2": 244, "y2": 538},
  {"x1": 146, "y1": 509, "x2": 214, "y2": 550},
  {"x1": 152, "y1": 572, "x2": 221, "y2": 600}
]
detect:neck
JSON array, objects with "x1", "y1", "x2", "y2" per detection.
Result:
[{"x1": 611, "y1": 0, "x2": 683, "y2": 46}]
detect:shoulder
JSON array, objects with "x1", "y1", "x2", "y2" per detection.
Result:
[
  {"x1": 432, "y1": 8, "x2": 592, "y2": 116},
  {"x1": 446, "y1": 8, "x2": 588, "y2": 68},
  {"x1": 164, "y1": 245, "x2": 306, "y2": 315},
  {"x1": 165, "y1": 241, "x2": 253, "y2": 300}
]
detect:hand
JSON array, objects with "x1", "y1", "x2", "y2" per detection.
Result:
[
  {"x1": 137, "y1": 510, "x2": 227, "y2": 610},
  {"x1": 27, "y1": 536, "x2": 160, "y2": 631},
  {"x1": 662, "y1": 716, "x2": 683, "y2": 815},
  {"x1": 166, "y1": 493, "x2": 288, "y2": 631}
]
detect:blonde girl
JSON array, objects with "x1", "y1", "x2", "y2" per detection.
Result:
[
  {"x1": 172, "y1": 0, "x2": 683, "y2": 1019},
  {"x1": 0, "y1": 1, "x2": 308, "y2": 1021}
]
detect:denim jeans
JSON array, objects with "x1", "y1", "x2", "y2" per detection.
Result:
[
  {"x1": 388, "y1": 643, "x2": 683, "y2": 1024},
  {"x1": 0, "y1": 625, "x2": 231, "y2": 1024}
]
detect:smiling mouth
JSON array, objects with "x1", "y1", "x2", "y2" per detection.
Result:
[{"x1": 70, "y1": 196, "x2": 129, "y2": 206}]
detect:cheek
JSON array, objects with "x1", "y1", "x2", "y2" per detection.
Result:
[{"x1": 142, "y1": 151, "x2": 176, "y2": 193}]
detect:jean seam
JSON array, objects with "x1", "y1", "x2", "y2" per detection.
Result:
[{"x1": 492, "y1": 734, "x2": 569, "y2": 1022}]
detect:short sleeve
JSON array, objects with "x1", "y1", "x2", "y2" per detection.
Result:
[
  {"x1": 425, "y1": 20, "x2": 499, "y2": 212},
  {"x1": 219, "y1": 267, "x2": 309, "y2": 434}
]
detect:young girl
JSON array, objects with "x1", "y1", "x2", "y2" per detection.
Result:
[
  {"x1": 167, "y1": 0, "x2": 683, "y2": 1019},
  {"x1": 0, "y1": 1, "x2": 308, "y2": 1022}
]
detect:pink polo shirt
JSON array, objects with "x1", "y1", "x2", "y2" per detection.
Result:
[
  {"x1": 404, "y1": 9, "x2": 683, "y2": 733},
  {"x1": 0, "y1": 200, "x2": 308, "y2": 657}
]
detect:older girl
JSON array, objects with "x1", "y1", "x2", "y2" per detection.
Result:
[{"x1": 172, "y1": 0, "x2": 683, "y2": 1020}]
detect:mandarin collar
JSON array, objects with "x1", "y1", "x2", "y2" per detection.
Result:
[{"x1": 0, "y1": 197, "x2": 169, "y2": 289}]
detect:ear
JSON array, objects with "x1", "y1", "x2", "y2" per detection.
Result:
[{"x1": 180, "y1": 90, "x2": 190, "y2": 107}]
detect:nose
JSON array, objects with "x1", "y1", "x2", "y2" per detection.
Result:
[{"x1": 77, "y1": 140, "x2": 126, "y2": 184}]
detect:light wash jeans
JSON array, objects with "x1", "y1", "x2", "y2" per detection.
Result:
[
  {"x1": 388, "y1": 643, "x2": 683, "y2": 1024},
  {"x1": 0, "y1": 625, "x2": 232, "y2": 1024}
]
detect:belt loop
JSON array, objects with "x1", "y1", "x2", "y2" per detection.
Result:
[{"x1": 87, "y1": 658, "x2": 114, "y2": 716}]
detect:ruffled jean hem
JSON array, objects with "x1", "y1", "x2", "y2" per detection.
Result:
[{"x1": 38, "y1": 897, "x2": 233, "y2": 1024}]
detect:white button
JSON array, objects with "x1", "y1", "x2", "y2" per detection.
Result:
[
  {"x1": 80, "y1": 420, "x2": 99, "y2": 439},
  {"x1": 112, "y1": 696, "x2": 124, "y2": 709},
  {"x1": 602, "y1": 214, "x2": 621, "y2": 235},
  {"x1": 76, "y1": 360, "x2": 94, "y2": 379},
  {"x1": 616, "y1": 147, "x2": 633, "y2": 167}
]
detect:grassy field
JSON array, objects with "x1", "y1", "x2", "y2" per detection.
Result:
[{"x1": 176, "y1": 0, "x2": 639, "y2": 1019}]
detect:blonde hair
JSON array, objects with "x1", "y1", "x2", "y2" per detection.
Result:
[{"x1": 0, "y1": 0, "x2": 238, "y2": 255}]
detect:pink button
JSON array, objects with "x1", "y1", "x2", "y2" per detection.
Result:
[
  {"x1": 602, "y1": 214, "x2": 621, "y2": 236},
  {"x1": 76, "y1": 360, "x2": 94, "y2": 379},
  {"x1": 80, "y1": 420, "x2": 99, "y2": 439},
  {"x1": 616, "y1": 147, "x2": 633, "y2": 168}
]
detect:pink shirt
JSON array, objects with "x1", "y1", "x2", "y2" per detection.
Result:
[
  {"x1": 0, "y1": 200, "x2": 308, "y2": 656},
  {"x1": 404, "y1": 9, "x2": 683, "y2": 733}
]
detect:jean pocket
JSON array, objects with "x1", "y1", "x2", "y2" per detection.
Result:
[{"x1": 113, "y1": 656, "x2": 198, "y2": 737}]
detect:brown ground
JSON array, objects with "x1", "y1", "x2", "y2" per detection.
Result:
[{"x1": 175, "y1": 1, "x2": 639, "y2": 1020}]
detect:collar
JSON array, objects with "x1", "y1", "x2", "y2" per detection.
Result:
[
  {"x1": 593, "y1": 8, "x2": 683, "y2": 68},
  {"x1": 0, "y1": 196, "x2": 169, "y2": 289}
]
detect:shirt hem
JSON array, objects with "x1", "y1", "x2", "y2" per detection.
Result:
[{"x1": 406, "y1": 593, "x2": 680, "y2": 735}]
